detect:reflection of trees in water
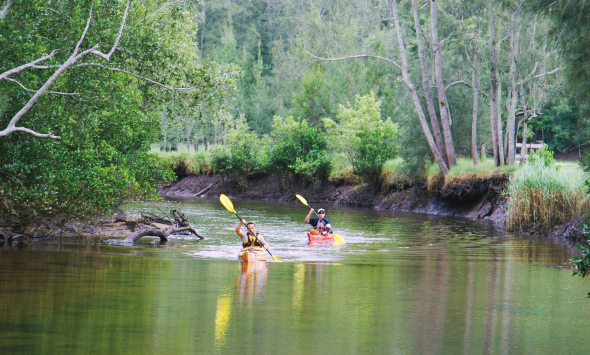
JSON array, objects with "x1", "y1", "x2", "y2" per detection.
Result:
[{"x1": 235, "y1": 261, "x2": 268, "y2": 307}]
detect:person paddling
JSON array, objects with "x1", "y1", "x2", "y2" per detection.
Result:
[
  {"x1": 304, "y1": 208, "x2": 332, "y2": 235},
  {"x1": 236, "y1": 219, "x2": 269, "y2": 249}
]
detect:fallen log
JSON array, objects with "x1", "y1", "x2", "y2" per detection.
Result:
[{"x1": 124, "y1": 226, "x2": 203, "y2": 243}]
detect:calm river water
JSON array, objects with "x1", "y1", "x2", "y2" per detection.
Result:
[{"x1": 1, "y1": 198, "x2": 589, "y2": 354}]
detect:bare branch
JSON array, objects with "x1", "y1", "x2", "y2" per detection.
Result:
[
  {"x1": 533, "y1": 68, "x2": 560, "y2": 78},
  {"x1": 305, "y1": 49, "x2": 401, "y2": 71},
  {"x1": 90, "y1": 0, "x2": 130, "y2": 61},
  {"x1": 9, "y1": 127, "x2": 61, "y2": 139},
  {"x1": 440, "y1": 34, "x2": 454, "y2": 47},
  {"x1": 147, "y1": 1, "x2": 187, "y2": 18},
  {"x1": 5, "y1": 78, "x2": 81, "y2": 96},
  {"x1": 76, "y1": 62, "x2": 196, "y2": 91},
  {"x1": 0, "y1": 0, "x2": 11, "y2": 18},
  {"x1": 445, "y1": 80, "x2": 468, "y2": 91},
  {"x1": 443, "y1": 79, "x2": 489, "y2": 99},
  {"x1": 0, "y1": 9, "x2": 98, "y2": 139},
  {"x1": 0, "y1": 50, "x2": 61, "y2": 81}
]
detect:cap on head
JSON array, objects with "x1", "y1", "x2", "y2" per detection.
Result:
[{"x1": 318, "y1": 208, "x2": 325, "y2": 213}]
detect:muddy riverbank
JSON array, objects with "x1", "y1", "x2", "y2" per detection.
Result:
[
  {"x1": 159, "y1": 172, "x2": 588, "y2": 242},
  {"x1": 159, "y1": 173, "x2": 509, "y2": 223}
]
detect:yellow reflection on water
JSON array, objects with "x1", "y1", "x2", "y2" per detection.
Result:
[{"x1": 214, "y1": 288, "x2": 232, "y2": 349}]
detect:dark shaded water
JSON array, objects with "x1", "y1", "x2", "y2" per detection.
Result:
[{"x1": 1, "y1": 198, "x2": 589, "y2": 354}]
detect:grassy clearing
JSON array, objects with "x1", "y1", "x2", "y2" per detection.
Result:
[
  {"x1": 426, "y1": 157, "x2": 517, "y2": 188},
  {"x1": 506, "y1": 162, "x2": 589, "y2": 231}
]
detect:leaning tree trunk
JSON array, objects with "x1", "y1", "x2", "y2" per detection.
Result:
[
  {"x1": 412, "y1": 0, "x2": 447, "y2": 165},
  {"x1": 431, "y1": 0, "x2": 457, "y2": 167},
  {"x1": 506, "y1": 25, "x2": 520, "y2": 165},
  {"x1": 471, "y1": 52, "x2": 480, "y2": 165},
  {"x1": 495, "y1": 65, "x2": 504, "y2": 166},
  {"x1": 392, "y1": 0, "x2": 448, "y2": 174}
]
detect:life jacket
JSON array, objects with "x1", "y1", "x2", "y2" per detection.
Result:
[
  {"x1": 243, "y1": 233, "x2": 263, "y2": 248},
  {"x1": 315, "y1": 219, "x2": 328, "y2": 234}
]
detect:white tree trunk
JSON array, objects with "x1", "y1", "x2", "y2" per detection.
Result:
[
  {"x1": 431, "y1": 0, "x2": 457, "y2": 167},
  {"x1": 392, "y1": 0, "x2": 448, "y2": 174}
]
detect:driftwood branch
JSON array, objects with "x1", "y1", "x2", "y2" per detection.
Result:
[
  {"x1": 123, "y1": 208, "x2": 203, "y2": 243},
  {"x1": 195, "y1": 182, "x2": 215, "y2": 196},
  {"x1": 124, "y1": 226, "x2": 202, "y2": 243}
]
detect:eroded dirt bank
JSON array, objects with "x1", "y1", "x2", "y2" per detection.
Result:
[{"x1": 159, "y1": 173, "x2": 509, "y2": 224}]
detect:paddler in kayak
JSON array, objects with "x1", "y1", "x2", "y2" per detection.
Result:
[
  {"x1": 236, "y1": 219, "x2": 270, "y2": 249},
  {"x1": 304, "y1": 208, "x2": 332, "y2": 235}
]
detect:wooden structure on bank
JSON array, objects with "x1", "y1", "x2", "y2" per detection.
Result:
[{"x1": 515, "y1": 141, "x2": 544, "y2": 160}]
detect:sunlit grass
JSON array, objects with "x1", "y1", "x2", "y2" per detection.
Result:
[{"x1": 506, "y1": 162, "x2": 589, "y2": 231}]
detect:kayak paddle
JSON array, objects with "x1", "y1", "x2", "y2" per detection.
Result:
[
  {"x1": 295, "y1": 194, "x2": 346, "y2": 243},
  {"x1": 220, "y1": 194, "x2": 281, "y2": 261}
]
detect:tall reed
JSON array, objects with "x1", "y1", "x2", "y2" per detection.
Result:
[{"x1": 506, "y1": 163, "x2": 589, "y2": 231}]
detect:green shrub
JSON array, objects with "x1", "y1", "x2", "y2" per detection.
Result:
[
  {"x1": 324, "y1": 92, "x2": 400, "y2": 193},
  {"x1": 266, "y1": 115, "x2": 331, "y2": 183}
]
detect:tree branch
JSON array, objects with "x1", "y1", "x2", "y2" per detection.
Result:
[
  {"x1": 76, "y1": 62, "x2": 196, "y2": 91},
  {"x1": 147, "y1": 1, "x2": 188, "y2": 18},
  {"x1": 5, "y1": 77, "x2": 80, "y2": 96},
  {"x1": 0, "y1": 50, "x2": 61, "y2": 81},
  {"x1": 0, "y1": 0, "x2": 11, "y2": 18},
  {"x1": 305, "y1": 49, "x2": 402, "y2": 71},
  {"x1": 90, "y1": 0, "x2": 130, "y2": 61},
  {"x1": 0, "y1": 9, "x2": 97, "y2": 139}
]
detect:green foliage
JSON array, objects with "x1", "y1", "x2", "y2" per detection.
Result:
[
  {"x1": 266, "y1": 115, "x2": 331, "y2": 183},
  {"x1": 0, "y1": 0, "x2": 235, "y2": 224},
  {"x1": 571, "y1": 243, "x2": 590, "y2": 279},
  {"x1": 527, "y1": 144, "x2": 557, "y2": 167},
  {"x1": 291, "y1": 67, "x2": 335, "y2": 127},
  {"x1": 210, "y1": 116, "x2": 260, "y2": 176},
  {"x1": 324, "y1": 92, "x2": 400, "y2": 192}
]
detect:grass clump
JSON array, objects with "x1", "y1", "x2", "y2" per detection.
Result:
[{"x1": 506, "y1": 147, "x2": 589, "y2": 232}]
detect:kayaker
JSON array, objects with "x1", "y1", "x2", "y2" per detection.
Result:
[
  {"x1": 304, "y1": 208, "x2": 332, "y2": 234},
  {"x1": 236, "y1": 219, "x2": 269, "y2": 249}
]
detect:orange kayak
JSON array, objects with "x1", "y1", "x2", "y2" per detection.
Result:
[
  {"x1": 238, "y1": 247, "x2": 268, "y2": 261},
  {"x1": 307, "y1": 230, "x2": 335, "y2": 242}
]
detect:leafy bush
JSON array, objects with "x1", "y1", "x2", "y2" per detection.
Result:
[
  {"x1": 528, "y1": 144, "x2": 556, "y2": 167},
  {"x1": 266, "y1": 115, "x2": 331, "y2": 184},
  {"x1": 210, "y1": 117, "x2": 260, "y2": 177},
  {"x1": 324, "y1": 92, "x2": 400, "y2": 192}
]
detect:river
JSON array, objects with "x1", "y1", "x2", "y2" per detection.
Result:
[{"x1": 1, "y1": 198, "x2": 589, "y2": 354}]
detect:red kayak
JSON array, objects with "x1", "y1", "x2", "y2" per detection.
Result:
[{"x1": 307, "y1": 230, "x2": 335, "y2": 242}]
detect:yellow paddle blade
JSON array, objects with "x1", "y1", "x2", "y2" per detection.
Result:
[
  {"x1": 295, "y1": 194, "x2": 308, "y2": 206},
  {"x1": 271, "y1": 254, "x2": 281, "y2": 261},
  {"x1": 219, "y1": 194, "x2": 236, "y2": 214},
  {"x1": 333, "y1": 233, "x2": 346, "y2": 243}
]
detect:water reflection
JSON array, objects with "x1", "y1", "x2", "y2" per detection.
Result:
[
  {"x1": 235, "y1": 261, "x2": 268, "y2": 307},
  {"x1": 2, "y1": 199, "x2": 590, "y2": 355}
]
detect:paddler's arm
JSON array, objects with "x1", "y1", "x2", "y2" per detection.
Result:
[
  {"x1": 236, "y1": 219, "x2": 246, "y2": 238},
  {"x1": 258, "y1": 234, "x2": 270, "y2": 249},
  {"x1": 304, "y1": 208, "x2": 314, "y2": 223}
]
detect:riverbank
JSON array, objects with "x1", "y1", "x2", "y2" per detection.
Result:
[
  {"x1": 159, "y1": 173, "x2": 509, "y2": 222},
  {"x1": 159, "y1": 172, "x2": 588, "y2": 242}
]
